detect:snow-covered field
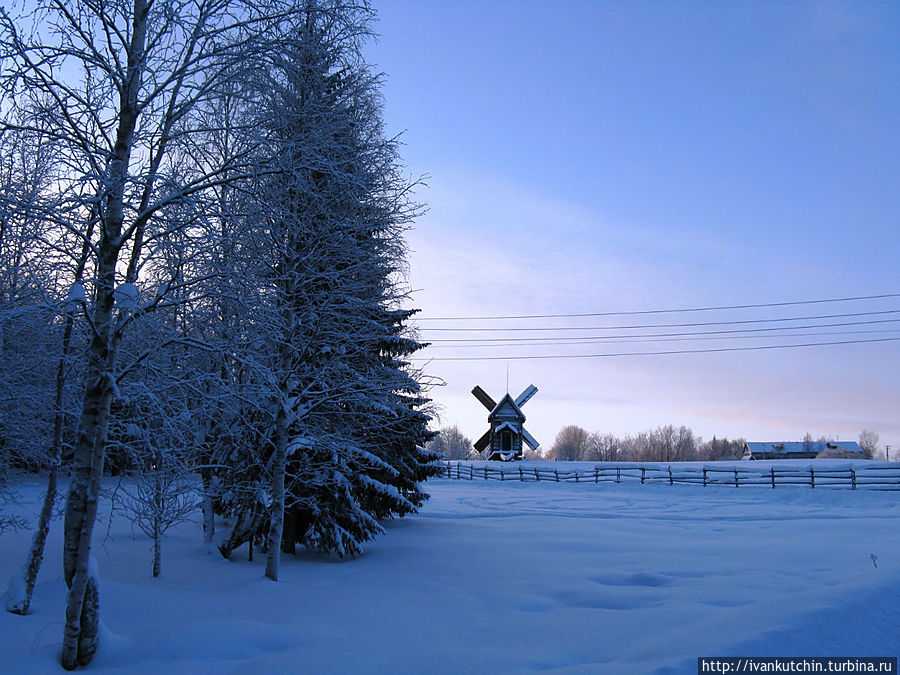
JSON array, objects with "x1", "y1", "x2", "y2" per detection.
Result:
[{"x1": 2, "y1": 464, "x2": 899, "y2": 673}]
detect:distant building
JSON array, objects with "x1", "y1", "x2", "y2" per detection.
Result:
[{"x1": 742, "y1": 441, "x2": 865, "y2": 460}]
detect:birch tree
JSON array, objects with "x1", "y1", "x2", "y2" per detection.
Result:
[
  {"x1": 0, "y1": 111, "x2": 89, "y2": 616},
  {"x1": 0, "y1": 1, "x2": 308, "y2": 667}
]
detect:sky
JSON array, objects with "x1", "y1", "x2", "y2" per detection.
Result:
[{"x1": 366, "y1": 1, "x2": 900, "y2": 456}]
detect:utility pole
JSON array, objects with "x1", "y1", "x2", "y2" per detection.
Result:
[{"x1": 886, "y1": 445, "x2": 891, "y2": 462}]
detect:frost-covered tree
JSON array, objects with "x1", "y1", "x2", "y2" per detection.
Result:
[
  {"x1": 584, "y1": 432, "x2": 622, "y2": 462},
  {"x1": 627, "y1": 425, "x2": 696, "y2": 462},
  {"x1": 427, "y1": 426, "x2": 474, "y2": 460},
  {"x1": 698, "y1": 436, "x2": 745, "y2": 461},
  {"x1": 858, "y1": 430, "x2": 880, "y2": 460},
  {"x1": 0, "y1": 115, "x2": 89, "y2": 616},
  {"x1": 0, "y1": 124, "x2": 62, "y2": 472},
  {"x1": 113, "y1": 449, "x2": 198, "y2": 578},
  {"x1": 549, "y1": 425, "x2": 590, "y2": 461},
  {"x1": 0, "y1": 0, "x2": 313, "y2": 666},
  {"x1": 211, "y1": 0, "x2": 437, "y2": 576}
]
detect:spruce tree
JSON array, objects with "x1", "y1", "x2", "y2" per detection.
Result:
[{"x1": 214, "y1": 0, "x2": 436, "y2": 569}]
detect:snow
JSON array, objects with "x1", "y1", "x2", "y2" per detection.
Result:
[
  {"x1": 113, "y1": 282, "x2": 140, "y2": 309},
  {"x1": 66, "y1": 282, "x2": 86, "y2": 307},
  {"x1": 3, "y1": 573, "x2": 25, "y2": 613},
  {"x1": 2, "y1": 466, "x2": 899, "y2": 673}
]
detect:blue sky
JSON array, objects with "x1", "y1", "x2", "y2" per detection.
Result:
[{"x1": 368, "y1": 1, "x2": 900, "y2": 455}]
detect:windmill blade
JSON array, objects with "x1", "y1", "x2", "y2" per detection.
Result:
[
  {"x1": 473, "y1": 430, "x2": 492, "y2": 452},
  {"x1": 522, "y1": 427, "x2": 540, "y2": 450},
  {"x1": 515, "y1": 384, "x2": 538, "y2": 407},
  {"x1": 471, "y1": 385, "x2": 496, "y2": 411}
]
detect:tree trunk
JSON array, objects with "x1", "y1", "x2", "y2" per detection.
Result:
[
  {"x1": 152, "y1": 464, "x2": 162, "y2": 577},
  {"x1": 152, "y1": 530, "x2": 161, "y2": 578},
  {"x1": 61, "y1": 246, "x2": 118, "y2": 669},
  {"x1": 219, "y1": 506, "x2": 264, "y2": 560},
  {"x1": 5, "y1": 465, "x2": 57, "y2": 614},
  {"x1": 200, "y1": 468, "x2": 215, "y2": 550},
  {"x1": 265, "y1": 399, "x2": 288, "y2": 581},
  {"x1": 62, "y1": 436, "x2": 106, "y2": 670},
  {"x1": 281, "y1": 507, "x2": 297, "y2": 555},
  {"x1": 77, "y1": 574, "x2": 100, "y2": 666},
  {"x1": 61, "y1": 2, "x2": 148, "y2": 665}
]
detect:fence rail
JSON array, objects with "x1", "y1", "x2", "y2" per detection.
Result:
[{"x1": 439, "y1": 462, "x2": 900, "y2": 490}]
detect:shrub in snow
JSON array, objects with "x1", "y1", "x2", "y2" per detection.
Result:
[{"x1": 114, "y1": 453, "x2": 200, "y2": 577}]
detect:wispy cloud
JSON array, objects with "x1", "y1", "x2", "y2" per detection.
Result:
[{"x1": 406, "y1": 167, "x2": 899, "y2": 452}]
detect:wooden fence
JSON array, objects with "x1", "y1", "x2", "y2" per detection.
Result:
[{"x1": 440, "y1": 462, "x2": 900, "y2": 490}]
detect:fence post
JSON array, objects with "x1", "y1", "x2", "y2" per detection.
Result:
[
  {"x1": 575, "y1": 471, "x2": 579, "y2": 483},
  {"x1": 616, "y1": 467, "x2": 621, "y2": 483},
  {"x1": 668, "y1": 466, "x2": 673, "y2": 486},
  {"x1": 595, "y1": 468, "x2": 599, "y2": 484},
  {"x1": 535, "y1": 468, "x2": 539, "y2": 482},
  {"x1": 641, "y1": 467, "x2": 645, "y2": 484},
  {"x1": 771, "y1": 467, "x2": 775, "y2": 489},
  {"x1": 500, "y1": 469, "x2": 504, "y2": 481},
  {"x1": 734, "y1": 469, "x2": 739, "y2": 488},
  {"x1": 703, "y1": 468, "x2": 707, "y2": 487},
  {"x1": 851, "y1": 468, "x2": 856, "y2": 490},
  {"x1": 484, "y1": 467, "x2": 488, "y2": 480},
  {"x1": 519, "y1": 467, "x2": 523, "y2": 482},
  {"x1": 555, "y1": 469, "x2": 559, "y2": 483},
  {"x1": 810, "y1": 467, "x2": 815, "y2": 489}
]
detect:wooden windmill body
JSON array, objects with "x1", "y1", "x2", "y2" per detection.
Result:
[{"x1": 472, "y1": 384, "x2": 539, "y2": 461}]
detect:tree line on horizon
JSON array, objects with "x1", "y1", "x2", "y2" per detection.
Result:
[{"x1": 429, "y1": 425, "x2": 884, "y2": 462}]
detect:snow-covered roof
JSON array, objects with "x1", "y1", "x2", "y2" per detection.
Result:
[
  {"x1": 489, "y1": 393, "x2": 525, "y2": 421},
  {"x1": 745, "y1": 441, "x2": 864, "y2": 456},
  {"x1": 493, "y1": 421, "x2": 520, "y2": 434}
]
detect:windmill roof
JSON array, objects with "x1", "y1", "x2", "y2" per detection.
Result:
[{"x1": 489, "y1": 393, "x2": 525, "y2": 421}]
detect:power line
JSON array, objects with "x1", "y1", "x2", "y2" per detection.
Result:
[
  {"x1": 413, "y1": 293, "x2": 900, "y2": 321},
  {"x1": 411, "y1": 336, "x2": 900, "y2": 362},
  {"x1": 419, "y1": 309, "x2": 900, "y2": 333},
  {"x1": 423, "y1": 318, "x2": 900, "y2": 343},
  {"x1": 424, "y1": 328, "x2": 900, "y2": 349}
]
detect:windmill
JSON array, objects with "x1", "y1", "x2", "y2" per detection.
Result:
[{"x1": 471, "y1": 384, "x2": 539, "y2": 461}]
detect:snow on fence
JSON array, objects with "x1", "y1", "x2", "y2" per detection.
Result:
[{"x1": 439, "y1": 462, "x2": 900, "y2": 490}]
